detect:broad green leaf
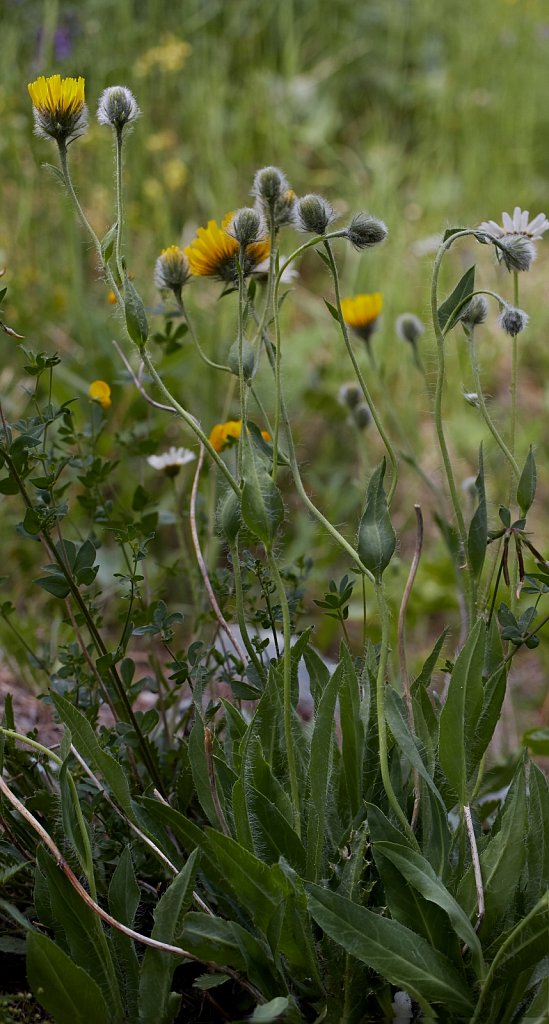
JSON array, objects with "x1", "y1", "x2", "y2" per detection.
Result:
[
  {"x1": 138, "y1": 849, "x2": 199, "y2": 1024},
  {"x1": 218, "y1": 489, "x2": 241, "y2": 543},
  {"x1": 438, "y1": 620, "x2": 485, "y2": 803},
  {"x1": 303, "y1": 643, "x2": 331, "y2": 704},
  {"x1": 188, "y1": 715, "x2": 224, "y2": 828},
  {"x1": 307, "y1": 662, "x2": 341, "y2": 880},
  {"x1": 371, "y1": 834, "x2": 484, "y2": 977},
  {"x1": 51, "y1": 693, "x2": 133, "y2": 817},
  {"x1": 179, "y1": 913, "x2": 247, "y2": 970},
  {"x1": 524, "y1": 765, "x2": 549, "y2": 910},
  {"x1": 467, "y1": 444, "x2": 488, "y2": 579},
  {"x1": 490, "y1": 899, "x2": 549, "y2": 991},
  {"x1": 517, "y1": 446, "x2": 537, "y2": 516},
  {"x1": 437, "y1": 265, "x2": 476, "y2": 333},
  {"x1": 193, "y1": 973, "x2": 231, "y2": 990},
  {"x1": 36, "y1": 849, "x2": 123, "y2": 1021},
  {"x1": 522, "y1": 727, "x2": 549, "y2": 756},
  {"x1": 27, "y1": 931, "x2": 109, "y2": 1024},
  {"x1": 100, "y1": 221, "x2": 118, "y2": 262},
  {"x1": 205, "y1": 831, "x2": 283, "y2": 935},
  {"x1": 307, "y1": 884, "x2": 473, "y2": 1014},
  {"x1": 59, "y1": 754, "x2": 93, "y2": 881},
  {"x1": 470, "y1": 666, "x2": 507, "y2": 768},
  {"x1": 108, "y1": 848, "x2": 140, "y2": 1022},
  {"x1": 245, "y1": 784, "x2": 306, "y2": 873},
  {"x1": 250, "y1": 997, "x2": 290, "y2": 1021},
  {"x1": 413, "y1": 629, "x2": 449, "y2": 689},
  {"x1": 357, "y1": 460, "x2": 396, "y2": 579},
  {"x1": 34, "y1": 574, "x2": 71, "y2": 598},
  {"x1": 521, "y1": 976, "x2": 549, "y2": 1023},
  {"x1": 384, "y1": 687, "x2": 445, "y2": 811}
]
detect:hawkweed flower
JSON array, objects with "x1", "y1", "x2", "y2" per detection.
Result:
[
  {"x1": 341, "y1": 293, "x2": 383, "y2": 344},
  {"x1": 97, "y1": 85, "x2": 140, "y2": 132},
  {"x1": 28, "y1": 74, "x2": 87, "y2": 144},
  {"x1": 88, "y1": 380, "x2": 111, "y2": 409},
  {"x1": 251, "y1": 167, "x2": 296, "y2": 230},
  {"x1": 294, "y1": 194, "x2": 336, "y2": 235},
  {"x1": 147, "y1": 446, "x2": 196, "y2": 477},
  {"x1": 154, "y1": 245, "x2": 191, "y2": 294},
  {"x1": 209, "y1": 419, "x2": 270, "y2": 453},
  {"x1": 499, "y1": 305, "x2": 529, "y2": 337},
  {"x1": 396, "y1": 312, "x2": 425, "y2": 345},
  {"x1": 338, "y1": 382, "x2": 362, "y2": 410},
  {"x1": 345, "y1": 212, "x2": 388, "y2": 250},
  {"x1": 185, "y1": 213, "x2": 270, "y2": 284}
]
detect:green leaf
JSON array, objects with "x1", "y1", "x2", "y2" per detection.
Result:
[
  {"x1": 27, "y1": 931, "x2": 109, "y2": 1024},
  {"x1": 59, "y1": 755, "x2": 92, "y2": 880},
  {"x1": 443, "y1": 226, "x2": 466, "y2": 242},
  {"x1": 468, "y1": 444, "x2": 488, "y2": 579},
  {"x1": 51, "y1": 694, "x2": 133, "y2": 817},
  {"x1": 521, "y1": 976, "x2": 549, "y2": 1023},
  {"x1": 338, "y1": 646, "x2": 364, "y2": 820},
  {"x1": 34, "y1": 574, "x2": 71, "y2": 599},
  {"x1": 357, "y1": 460, "x2": 396, "y2": 579},
  {"x1": 108, "y1": 848, "x2": 140, "y2": 1022},
  {"x1": 524, "y1": 765, "x2": 549, "y2": 910},
  {"x1": 241, "y1": 436, "x2": 284, "y2": 547},
  {"x1": 124, "y1": 272, "x2": 149, "y2": 348},
  {"x1": 101, "y1": 222, "x2": 118, "y2": 263},
  {"x1": 522, "y1": 727, "x2": 549, "y2": 755},
  {"x1": 250, "y1": 997, "x2": 290, "y2": 1021},
  {"x1": 138, "y1": 849, "x2": 199, "y2": 1024},
  {"x1": 437, "y1": 265, "x2": 476, "y2": 333},
  {"x1": 307, "y1": 662, "x2": 341, "y2": 880},
  {"x1": 324, "y1": 298, "x2": 340, "y2": 322},
  {"x1": 307, "y1": 884, "x2": 473, "y2": 1014},
  {"x1": 188, "y1": 715, "x2": 224, "y2": 828},
  {"x1": 193, "y1": 973, "x2": 231, "y2": 990},
  {"x1": 218, "y1": 489, "x2": 242, "y2": 543},
  {"x1": 517, "y1": 446, "x2": 537, "y2": 516},
  {"x1": 384, "y1": 687, "x2": 445, "y2": 812},
  {"x1": 438, "y1": 620, "x2": 485, "y2": 803}
]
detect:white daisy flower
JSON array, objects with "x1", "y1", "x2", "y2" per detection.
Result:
[
  {"x1": 147, "y1": 446, "x2": 196, "y2": 477},
  {"x1": 478, "y1": 206, "x2": 549, "y2": 241}
]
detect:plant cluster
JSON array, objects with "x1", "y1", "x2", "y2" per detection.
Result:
[{"x1": 0, "y1": 75, "x2": 548, "y2": 1024}]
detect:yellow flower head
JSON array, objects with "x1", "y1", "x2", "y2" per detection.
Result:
[
  {"x1": 28, "y1": 74, "x2": 87, "y2": 143},
  {"x1": 340, "y1": 293, "x2": 383, "y2": 343},
  {"x1": 185, "y1": 213, "x2": 270, "y2": 284},
  {"x1": 89, "y1": 380, "x2": 111, "y2": 410},
  {"x1": 209, "y1": 420, "x2": 270, "y2": 453}
]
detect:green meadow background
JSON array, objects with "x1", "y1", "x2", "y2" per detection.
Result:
[{"x1": 1, "y1": 0, "x2": 549, "y2": 712}]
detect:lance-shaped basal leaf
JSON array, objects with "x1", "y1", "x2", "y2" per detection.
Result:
[
  {"x1": 438, "y1": 619, "x2": 484, "y2": 804},
  {"x1": 357, "y1": 460, "x2": 396, "y2": 579},
  {"x1": 241, "y1": 433, "x2": 284, "y2": 548},
  {"x1": 467, "y1": 443, "x2": 488, "y2": 580},
  {"x1": 437, "y1": 265, "x2": 476, "y2": 333},
  {"x1": 517, "y1": 445, "x2": 537, "y2": 516}
]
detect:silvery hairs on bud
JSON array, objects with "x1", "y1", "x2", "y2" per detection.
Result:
[
  {"x1": 227, "y1": 208, "x2": 265, "y2": 247},
  {"x1": 460, "y1": 296, "x2": 488, "y2": 328},
  {"x1": 251, "y1": 166, "x2": 290, "y2": 206},
  {"x1": 396, "y1": 312, "x2": 425, "y2": 344},
  {"x1": 499, "y1": 305, "x2": 529, "y2": 336},
  {"x1": 497, "y1": 234, "x2": 537, "y2": 273},
  {"x1": 97, "y1": 86, "x2": 140, "y2": 131},
  {"x1": 294, "y1": 194, "x2": 337, "y2": 235},
  {"x1": 345, "y1": 213, "x2": 388, "y2": 250}
]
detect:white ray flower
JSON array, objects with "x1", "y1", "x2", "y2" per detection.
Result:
[
  {"x1": 147, "y1": 446, "x2": 196, "y2": 476},
  {"x1": 478, "y1": 206, "x2": 549, "y2": 241}
]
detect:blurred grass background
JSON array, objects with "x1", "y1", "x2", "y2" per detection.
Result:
[{"x1": 1, "y1": 0, "x2": 549, "y2": 716}]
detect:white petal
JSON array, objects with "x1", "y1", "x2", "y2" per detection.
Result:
[
  {"x1": 520, "y1": 209, "x2": 530, "y2": 230},
  {"x1": 502, "y1": 211, "x2": 514, "y2": 232},
  {"x1": 527, "y1": 212, "x2": 549, "y2": 234},
  {"x1": 512, "y1": 207, "x2": 523, "y2": 231}
]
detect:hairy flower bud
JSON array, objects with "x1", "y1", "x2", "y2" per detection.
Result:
[
  {"x1": 345, "y1": 212, "x2": 388, "y2": 250},
  {"x1": 497, "y1": 235, "x2": 536, "y2": 273},
  {"x1": 396, "y1": 312, "x2": 425, "y2": 344},
  {"x1": 338, "y1": 382, "x2": 362, "y2": 409},
  {"x1": 294, "y1": 194, "x2": 336, "y2": 235},
  {"x1": 352, "y1": 403, "x2": 372, "y2": 430},
  {"x1": 459, "y1": 296, "x2": 488, "y2": 327},
  {"x1": 252, "y1": 166, "x2": 289, "y2": 206},
  {"x1": 227, "y1": 208, "x2": 265, "y2": 247},
  {"x1": 154, "y1": 245, "x2": 190, "y2": 293},
  {"x1": 499, "y1": 305, "x2": 529, "y2": 336},
  {"x1": 97, "y1": 85, "x2": 140, "y2": 131}
]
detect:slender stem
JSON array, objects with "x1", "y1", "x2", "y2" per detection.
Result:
[
  {"x1": 375, "y1": 581, "x2": 419, "y2": 845},
  {"x1": 470, "y1": 892, "x2": 549, "y2": 1024},
  {"x1": 237, "y1": 261, "x2": 247, "y2": 481},
  {"x1": 114, "y1": 128, "x2": 124, "y2": 281},
  {"x1": 267, "y1": 550, "x2": 301, "y2": 837},
  {"x1": 463, "y1": 803, "x2": 484, "y2": 930},
  {"x1": 467, "y1": 328, "x2": 520, "y2": 478},
  {"x1": 323, "y1": 240, "x2": 398, "y2": 503},
  {"x1": 398, "y1": 506, "x2": 423, "y2": 830},
  {"x1": 140, "y1": 348, "x2": 240, "y2": 496},
  {"x1": 176, "y1": 293, "x2": 231, "y2": 374}
]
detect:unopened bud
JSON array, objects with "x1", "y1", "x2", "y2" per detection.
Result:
[
  {"x1": 460, "y1": 296, "x2": 488, "y2": 327},
  {"x1": 97, "y1": 86, "x2": 140, "y2": 131},
  {"x1": 499, "y1": 305, "x2": 529, "y2": 336},
  {"x1": 294, "y1": 194, "x2": 336, "y2": 235},
  {"x1": 227, "y1": 208, "x2": 265, "y2": 247},
  {"x1": 497, "y1": 235, "x2": 536, "y2": 273},
  {"x1": 352, "y1": 403, "x2": 372, "y2": 430},
  {"x1": 345, "y1": 212, "x2": 387, "y2": 250},
  {"x1": 396, "y1": 312, "x2": 425, "y2": 344},
  {"x1": 338, "y1": 382, "x2": 362, "y2": 409}
]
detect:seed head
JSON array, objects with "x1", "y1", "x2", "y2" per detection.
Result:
[
  {"x1": 499, "y1": 305, "x2": 529, "y2": 337},
  {"x1": 294, "y1": 194, "x2": 336, "y2": 235},
  {"x1": 345, "y1": 212, "x2": 388, "y2": 250},
  {"x1": 97, "y1": 86, "x2": 140, "y2": 131},
  {"x1": 497, "y1": 234, "x2": 537, "y2": 273}
]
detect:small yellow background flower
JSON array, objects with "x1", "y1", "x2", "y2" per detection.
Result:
[
  {"x1": 209, "y1": 420, "x2": 270, "y2": 452},
  {"x1": 89, "y1": 380, "x2": 112, "y2": 409},
  {"x1": 340, "y1": 293, "x2": 383, "y2": 331}
]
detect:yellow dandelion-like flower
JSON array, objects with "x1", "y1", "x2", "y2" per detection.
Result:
[
  {"x1": 340, "y1": 293, "x2": 383, "y2": 343},
  {"x1": 89, "y1": 380, "x2": 111, "y2": 409},
  {"x1": 209, "y1": 420, "x2": 270, "y2": 453},
  {"x1": 185, "y1": 213, "x2": 270, "y2": 284},
  {"x1": 27, "y1": 74, "x2": 87, "y2": 143}
]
